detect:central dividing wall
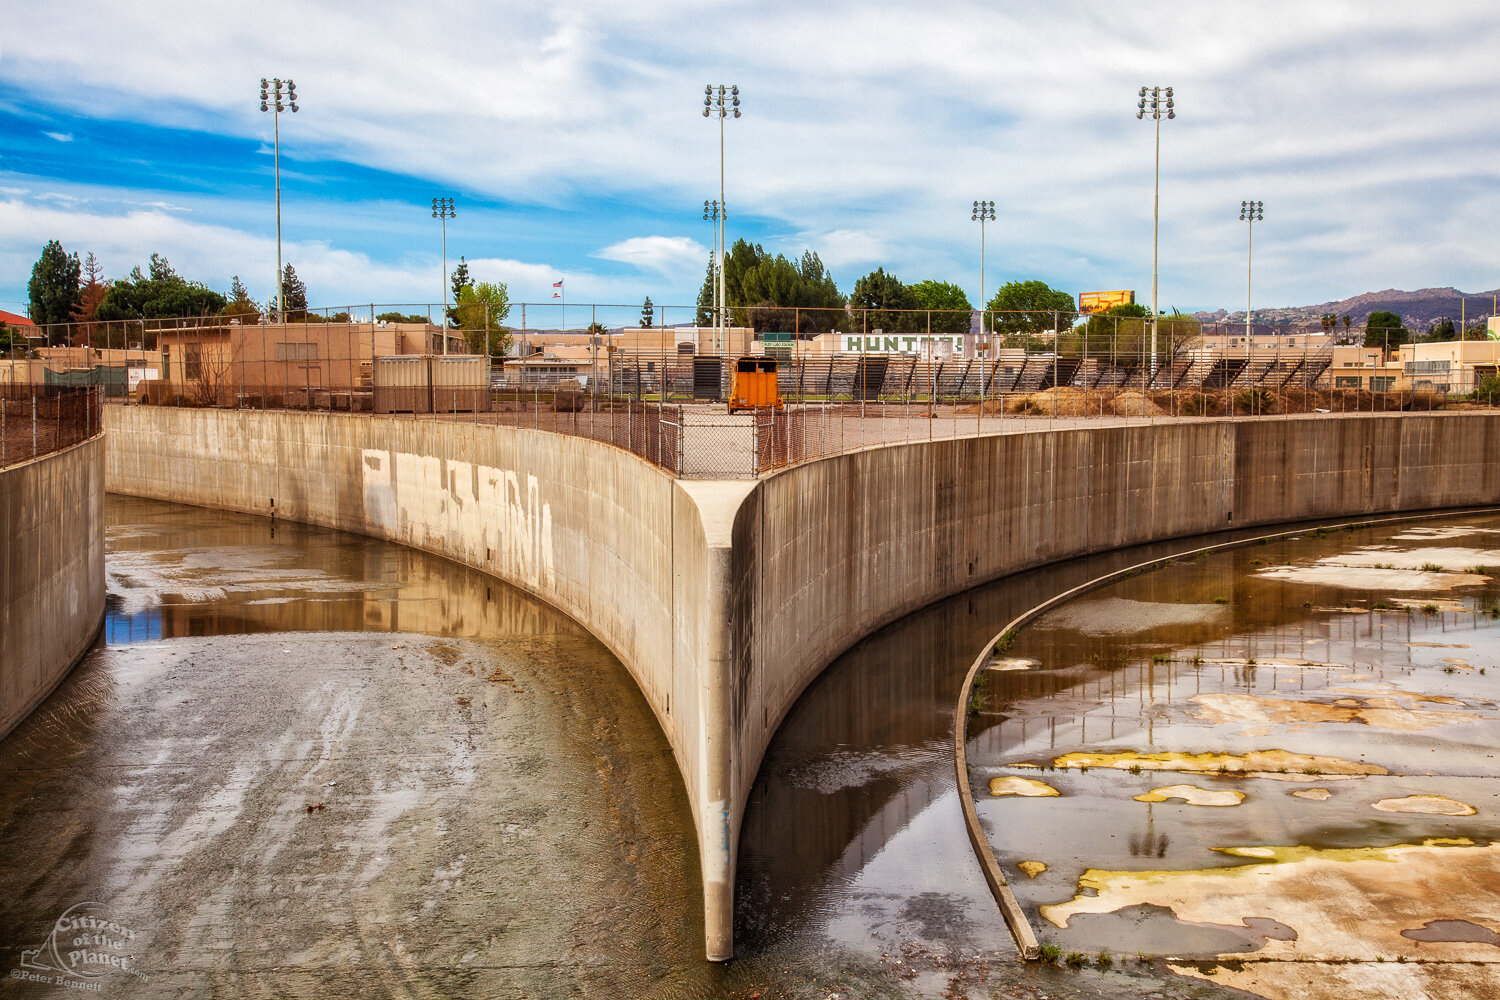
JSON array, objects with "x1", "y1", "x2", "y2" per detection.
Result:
[{"x1": 104, "y1": 408, "x2": 1500, "y2": 960}]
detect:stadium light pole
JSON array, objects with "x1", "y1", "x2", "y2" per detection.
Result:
[
  {"x1": 1240, "y1": 200, "x2": 1263, "y2": 358},
  {"x1": 432, "y1": 197, "x2": 455, "y2": 355},
  {"x1": 703, "y1": 199, "x2": 722, "y2": 347},
  {"x1": 1136, "y1": 85, "x2": 1174, "y2": 372},
  {"x1": 259, "y1": 77, "x2": 299, "y2": 319},
  {"x1": 703, "y1": 84, "x2": 740, "y2": 356},
  {"x1": 972, "y1": 200, "x2": 996, "y2": 354}
]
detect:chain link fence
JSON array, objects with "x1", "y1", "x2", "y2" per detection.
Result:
[
  {"x1": 0, "y1": 385, "x2": 104, "y2": 468},
  {"x1": 7, "y1": 306, "x2": 1494, "y2": 479}
]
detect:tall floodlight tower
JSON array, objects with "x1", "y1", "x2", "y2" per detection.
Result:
[
  {"x1": 1240, "y1": 200, "x2": 1264, "y2": 357},
  {"x1": 432, "y1": 197, "x2": 456, "y2": 355},
  {"x1": 703, "y1": 84, "x2": 740, "y2": 355},
  {"x1": 259, "y1": 77, "x2": 299, "y2": 318},
  {"x1": 703, "y1": 199, "x2": 723, "y2": 344},
  {"x1": 1136, "y1": 85, "x2": 1174, "y2": 371},
  {"x1": 972, "y1": 200, "x2": 996, "y2": 353}
]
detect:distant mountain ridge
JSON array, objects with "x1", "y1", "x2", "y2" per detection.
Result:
[{"x1": 1195, "y1": 287, "x2": 1500, "y2": 331}]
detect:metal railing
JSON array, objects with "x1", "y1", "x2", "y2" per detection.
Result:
[
  {"x1": 11, "y1": 307, "x2": 1492, "y2": 479},
  {"x1": 0, "y1": 385, "x2": 104, "y2": 469}
]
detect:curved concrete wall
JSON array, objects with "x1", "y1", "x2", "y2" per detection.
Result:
[
  {"x1": 0, "y1": 435, "x2": 106, "y2": 741},
  {"x1": 102, "y1": 405, "x2": 741, "y2": 956},
  {"x1": 104, "y1": 408, "x2": 1500, "y2": 960}
]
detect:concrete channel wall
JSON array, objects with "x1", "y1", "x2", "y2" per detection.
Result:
[
  {"x1": 0, "y1": 435, "x2": 107, "y2": 741},
  {"x1": 102, "y1": 407, "x2": 1500, "y2": 960}
]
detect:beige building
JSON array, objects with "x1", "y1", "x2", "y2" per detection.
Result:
[
  {"x1": 1201, "y1": 330, "x2": 1336, "y2": 351},
  {"x1": 1396, "y1": 340, "x2": 1500, "y2": 394},
  {"x1": 150, "y1": 320, "x2": 463, "y2": 404},
  {"x1": 1324, "y1": 346, "x2": 1404, "y2": 392}
]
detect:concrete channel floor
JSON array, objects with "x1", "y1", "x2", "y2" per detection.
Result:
[
  {"x1": 0, "y1": 497, "x2": 1280, "y2": 999},
  {"x1": 972, "y1": 517, "x2": 1500, "y2": 1000}
]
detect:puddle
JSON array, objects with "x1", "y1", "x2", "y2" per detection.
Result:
[
  {"x1": 968, "y1": 512, "x2": 1500, "y2": 974},
  {"x1": 1034, "y1": 597, "x2": 1230, "y2": 636}
]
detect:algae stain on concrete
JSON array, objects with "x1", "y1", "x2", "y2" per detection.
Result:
[
  {"x1": 1372, "y1": 794, "x2": 1476, "y2": 816},
  {"x1": 1038, "y1": 749, "x2": 1387, "y2": 779},
  {"x1": 1042, "y1": 839, "x2": 1500, "y2": 963},
  {"x1": 988, "y1": 776, "x2": 1059, "y2": 797},
  {"x1": 1189, "y1": 691, "x2": 1478, "y2": 732},
  {"x1": 1133, "y1": 784, "x2": 1245, "y2": 807}
]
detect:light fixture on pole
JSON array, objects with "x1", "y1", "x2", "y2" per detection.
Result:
[
  {"x1": 1239, "y1": 200, "x2": 1263, "y2": 358},
  {"x1": 703, "y1": 199, "x2": 723, "y2": 349},
  {"x1": 431, "y1": 197, "x2": 456, "y2": 355},
  {"x1": 259, "y1": 77, "x2": 299, "y2": 319},
  {"x1": 1136, "y1": 85, "x2": 1174, "y2": 372},
  {"x1": 703, "y1": 84, "x2": 740, "y2": 357},
  {"x1": 972, "y1": 200, "x2": 995, "y2": 355}
]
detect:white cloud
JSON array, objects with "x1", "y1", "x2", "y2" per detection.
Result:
[
  {"x1": 41, "y1": 131, "x2": 72, "y2": 142},
  {"x1": 594, "y1": 235, "x2": 705, "y2": 274},
  {"x1": 4, "y1": 1, "x2": 1500, "y2": 309}
]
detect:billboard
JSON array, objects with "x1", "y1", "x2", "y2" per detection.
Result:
[{"x1": 1078, "y1": 290, "x2": 1136, "y2": 314}]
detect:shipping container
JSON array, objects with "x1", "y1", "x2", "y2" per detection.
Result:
[{"x1": 373, "y1": 355, "x2": 491, "y2": 413}]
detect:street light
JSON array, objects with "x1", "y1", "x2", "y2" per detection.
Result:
[
  {"x1": 259, "y1": 77, "x2": 299, "y2": 319},
  {"x1": 703, "y1": 84, "x2": 740, "y2": 356},
  {"x1": 1136, "y1": 85, "x2": 1174, "y2": 373},
  {"x1": 703, "y1": 199, "x2": 723, "y2": 348},
  {"x1": 972, "y1": 200, "x2": 995, "y2": 353},
  {"x1": 1240, "y1": 200, "x2": 1263, "y2": 358},
  {"x1": 431, "y1": 197, "x2": 455, "y2": 355}
]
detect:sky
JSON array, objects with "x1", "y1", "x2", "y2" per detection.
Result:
[{"x1": 3, "y1": 1, "x2": 1499, "y2": 327}]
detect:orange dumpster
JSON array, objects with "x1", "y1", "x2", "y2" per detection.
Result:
[{"x1": 727, "y1": 355, "x2": 783, "y2": 412}]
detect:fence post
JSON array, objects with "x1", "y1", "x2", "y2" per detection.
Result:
[{"x1": 33, "y1": 396, "x2": 38, "y2": 459}]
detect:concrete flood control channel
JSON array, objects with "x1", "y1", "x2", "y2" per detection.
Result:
[
  {"x1": 2, "y1": 496, "x2": 1291, "y2": 1000},
  {"x1": 966, "y1": 512, "x2": 1500, "y2": 999}
]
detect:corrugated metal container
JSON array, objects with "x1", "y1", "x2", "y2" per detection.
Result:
[
  {"x1": 431, "y1": 355, "x2": 491, "y2": 413},
  {"x1": 373, "y1": 355, "x2": 491, "y2": 413},
  {"x1": 373, "y1": 355, "x2": 431, "y2": 413}
]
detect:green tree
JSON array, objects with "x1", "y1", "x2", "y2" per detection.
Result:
[
  {"x1": 224, "y1": 275, "x2": 261, "y2": 321},
  {"x1": 148, "y1": 253, "x2": 176, "y2": 283},
  {"x1": 96, "y1": 255, "x2": 227, "y2": 324},
  {"x1": 454, "y1": 281, "x2": 513, "y2": 358},
  {"x1": 695, "y1": 256, "x2": 717, "y2": 327},
  {"x1": 1059, "y1": 303, "x2": 1198, "y2": 361},
  {"x1": 280, "y1": 264, "x2": 308, "y2": 320},
  {"x1": 1422, "y1": 318, "x2": 1457, "y2": 342},
  {"x1": 450, "y1": 257, "x2": 472, "y2": 302},
  {"x1": 377, "y1": 311, "x2": 429, "y2": 324},
  {"x1": 696, "y1": 240, "x2": 845, "y2": 333},
  {"x1": 987, "y1": 280, "x2": 1075, "y2": 342},
  {"x1": 640, "y1": 296, "x2": 654, "y2": 328},
  {"x1": 27, "y1": 239, "x2": 82, "y2": 328},
  {"x1": 1364, "y1": 310, "x2": 1408, "y2": 349},
  {"x1": 849, "y1": 267, "x2": 919, "y2": 333},
  {"x1": 448, "y1": 257, "x2": 473, "y2": 326},
  {"x1": 910, "y1": 280, "x2": 973, "y2": 334}
]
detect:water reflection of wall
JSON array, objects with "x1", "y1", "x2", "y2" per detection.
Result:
[
  {"x1": 105, "y1": 497, "x2": 588, "y2": 642},
  {"x1": 738, "y1": 527, "x2": 1306, "y2": 941}
]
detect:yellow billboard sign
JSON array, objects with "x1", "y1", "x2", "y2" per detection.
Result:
[{"x1": 1078, "y1": 290, "x2": 1136, "y2": 314}]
